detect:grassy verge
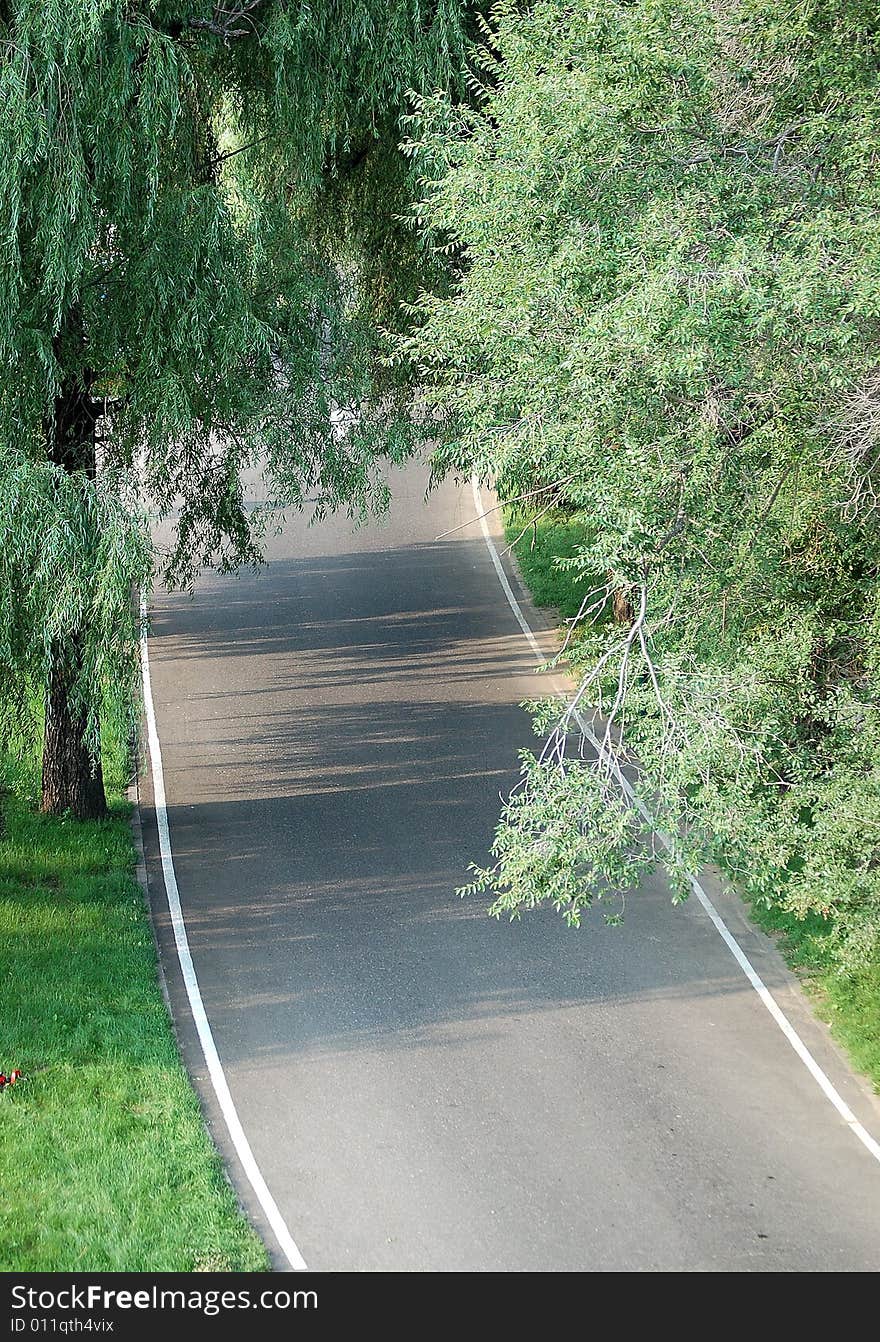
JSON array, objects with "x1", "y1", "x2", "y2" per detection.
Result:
[
  {"x1": 746, "y1": 900, "x2": 880, "y2": 1092},
  {"x1": 0, "y1": 754, "x2": 268, "y2": 1271},
  {"x1": 505, "y1": 508, "x2": 880, "y2": 1095},
  {"x1": 504, "y1": 512, "x2": 600, "y2": 620}
]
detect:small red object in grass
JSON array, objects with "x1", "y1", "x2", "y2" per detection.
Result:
[{"x1": 0, "y1": 1069, "x2": 22, "y2": 1090}]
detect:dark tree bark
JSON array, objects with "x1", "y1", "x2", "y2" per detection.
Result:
[
  {"x1": 41, "y1": 642, "x2": 108, "y2": 820},
  {"x1": 40, "y1": 311, "x2": 109, "y2": 820},
  {"x1": 612, "y1": 585, "x2": 635, "y2": 625}
]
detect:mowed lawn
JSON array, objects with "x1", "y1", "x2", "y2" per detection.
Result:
[{"x1": 0, "y1": 776, "x2": 267, "y2": 1271}]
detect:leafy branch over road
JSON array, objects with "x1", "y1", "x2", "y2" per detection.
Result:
[{"x1": 397, "y1": 0, "x2": 880, "y2": 983}]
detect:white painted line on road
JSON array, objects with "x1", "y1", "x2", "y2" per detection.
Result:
[
  {"x1": 471, "y1": 475, "x2": 880, "y2": 1167},
  {"x1": 140, "y1": 596, "x2": 310, "y2": 1270},
  {"x1": 471, "y1": 479, "x2": 545, "y2": 662}
]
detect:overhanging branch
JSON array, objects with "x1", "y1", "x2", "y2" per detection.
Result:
[{"x1": 187, "y1": 1, "x2": 265, "y2": 42}]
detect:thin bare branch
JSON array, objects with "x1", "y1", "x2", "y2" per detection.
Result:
[
  {"x1": 188, "y1": 1, "x2": 264, "y2": 43},
  {"x1": 434, "y1": 473, "x2": 578, "y2": 540}
]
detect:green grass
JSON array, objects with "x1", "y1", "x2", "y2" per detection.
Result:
[
  {"x1": 505, "y1": 507, "x2": 880, "y2": 1095},
  {"x1": 746, "y1": 899, "x2": 880, "y2": 1092},
  {"x1": 0, "y1": 758, "x2": 268, "y2": 1271},
  {"x1": 505, "y1": 509, "x2": 599, "y2": 621}
]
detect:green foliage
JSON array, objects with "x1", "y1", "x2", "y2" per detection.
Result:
[
  {"x1": 504, "y1": 495, "x2": 880, "y2": 1089},
  {"x1": 399, "y1": 0, "x2": 880, "y2": 972},
  {"x1": 0, "y1": 457, "x2": 152, "y2": 755},
  {"x1": 0, "y1": 1, "x2": 470, "y2": 769},
  {"x1": 460, "y1": 751, "x2": 654, "y2": 926},
  {"x1": 504, "y1": 508, "x2": 605, "y2": 622}
]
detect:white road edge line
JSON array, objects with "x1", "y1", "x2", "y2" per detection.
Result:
[
  {"x1": 471, "y1": 474, "x2": 880, "y2": 1167},
  {"x1": 139, "y1": 594, "x2": 309, "y2": 1271}
]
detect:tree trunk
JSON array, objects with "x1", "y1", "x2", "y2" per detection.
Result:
[
  {"x1": 41, "y1": 645, "x2": 108, "y2": 820},
  {"x1": 612, "y1": 585, "x2": 634, "y2": 625},
  {"x1": 40, "y1": 310, "x2": 109, "y2": 820}
]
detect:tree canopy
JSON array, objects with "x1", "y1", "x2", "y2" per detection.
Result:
[
  {"x1": 398, "y1": 0, "x2": 880, "y2": 970},
  {"x1": 5, "y1": 0, "x2": 880, "y2": 981},
  {"x1": 0, "y1": 1, "x2": 469, "y2": 812}
]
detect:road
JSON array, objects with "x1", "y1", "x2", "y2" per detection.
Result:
[{"x1": 140, "y1": 463, "x2": 880, "y2": 1271}]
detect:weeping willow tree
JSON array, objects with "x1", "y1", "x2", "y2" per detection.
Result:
[{"x1": 0, "y1": 1, "x2": 468, "y2": 818}]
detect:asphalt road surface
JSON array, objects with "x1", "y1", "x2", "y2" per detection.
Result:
[{"x1": 141, "y1": 463, "x2": 880, "y2": 1271}]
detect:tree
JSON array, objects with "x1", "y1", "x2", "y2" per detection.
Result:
[
  {"x1": 0, "y1": 0, "x2": 469, "y2": 818},
  {"x1": 398, "y1": 0, "x2": 880, "y2": 970}
]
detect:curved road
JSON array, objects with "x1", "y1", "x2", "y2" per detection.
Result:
[{"x1": 141, "y1": 464, "x2": 880, "y2": 1271}]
